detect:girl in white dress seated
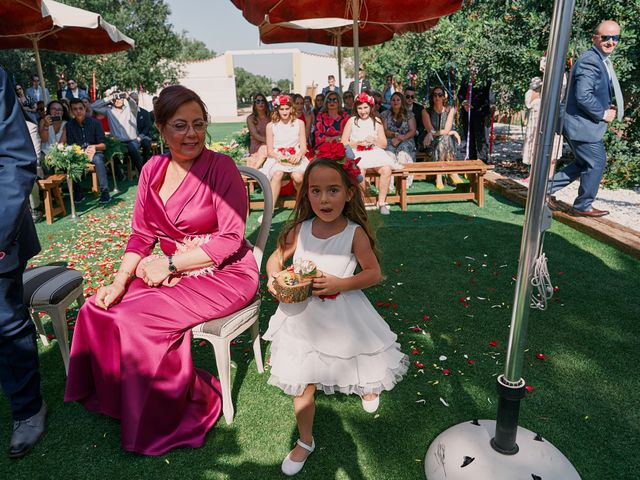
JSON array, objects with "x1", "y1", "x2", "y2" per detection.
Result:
[
  {"x1": 341, "y1": 92, "x2": 400, "y2": 215},
  {"x1": 261, "y1": 94, "x2": 308, "y2": 209},
  {"x1": 265, "y1": 147, "x2": 408, "y2": 476}
]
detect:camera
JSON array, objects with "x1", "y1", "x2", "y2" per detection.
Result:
[
  {"x1": 50, "y1": 115, "x2": 62, "y2": 122},
  {"x1": 117, "y1": 92, "x2": 127, "y2": 99}
]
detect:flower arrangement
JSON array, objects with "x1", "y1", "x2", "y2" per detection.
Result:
[
  {"x1": 273, "y1": 259, "x2": 319, "y2": 303},
  {"x1": 355, "y1": 92, "x2": 375, "y2": 106},
  {"x1": 43, "y1": 144, "x2": 89, "y2": 182},
  {"x1": 273, "y1": 95, "x2": 291, "y2": 107},
  {"x1": 316, "y1": 141, "x2": 363, "y2": 185},
  {"x1": 207, "y1": 139, "x2": 248, "y2": 165},
  {"x1": 277, "y1": 146, "x2": 298, "y2": 164}
]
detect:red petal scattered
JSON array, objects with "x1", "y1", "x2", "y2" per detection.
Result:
[
  {"x1": 47, "y1": 333, "x2": 55, "y2": 340},
  {"x1": 242, "y1": 347, "x2": 250, "y2": 353},
  {"x1": 410, "y1": 327, "x2": 422, "y2": 332},
  {"x1": 467, "y1": 359, "x2": 476, "y2": 365},
  {"x1": 198, "y1": 341, "x2": 206, "y2": 347},
  {"x1": 411, "y1": 348, "x2": 421, "y2": 355},
  {"x1": 489, "y1": 340, "x2": 498, "y2": 347},
  {"x1": 423, "y1": 315, "x2": 430, "y2": 321},
  {"x1": 553, "y1": 286, "x2": 559, "y2": 293},
  {"x1": 459, "y1": 297, "x2": 466, "y2": 302},
  {"x1": 525, "y1": 385, "x2": 535, "y2": 393},
  {"x1": 415, "y1": 361, "x2": 425, "y2": 369},
  {"x1": 442, "y1": 369, "x2": 451, "y2": 375},
  {"x1": 535, "y1": 353, "x2": 546, "y2": 360},
  {"x1": 392, "y1": 303, "x2": 398, "y2": 309}
]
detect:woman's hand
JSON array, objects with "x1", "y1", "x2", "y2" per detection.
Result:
[
  {"x1": 44, "y1": 115, "x2": 53, "y2": 127},
  {"x1": 267, "y1": 272, "x2": 279, "y2": 297},
  {"x1": 312, "y1": 272, "x2": 342, "y2": 297},
  {"x1": 289, "y1": 152, "x2": 302, "y2": 165},
  {"x1": 140, "y1": 256, "x2": 171, "y2": 287},
  {"x1": 95, "y1": 282, "x2": 126, "y2": 310}
]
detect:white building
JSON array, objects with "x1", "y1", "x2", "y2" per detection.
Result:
[{"x1": 179, "y1": 49, "x2": 350, "y2": 121}]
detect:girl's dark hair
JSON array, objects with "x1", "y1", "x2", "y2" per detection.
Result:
[
  {"x1": 276, "y1": 158, "x2": 380, "y2": 261},
  {"x1": 251, "y1": 93, "x2": 267, "y2": 125},
  {"x1": 154, "y1": 85, "x2": 208, "y2": 126}
]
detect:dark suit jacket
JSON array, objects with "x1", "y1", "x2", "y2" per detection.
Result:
[
  {"x1": 0, "y1": 67, "x2": 40, "y2": 274},
  {"x1": 563, "y1": 47, "x2": 612, "y2": 143},
  {"x1": 136, "y1": 107, "x2": 152, "y2": 137},
  {"x1": 65, "y1": 88, "x2": 89, "y2": 100},
  {"x1": 348, "y1": 79, "x2": 372, "y2": 94}
]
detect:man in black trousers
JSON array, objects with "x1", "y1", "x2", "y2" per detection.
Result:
[
  {"x1": 458, "y1": 71, "x2": 496, "y2": 163},
  {"x1": 0, "y1": 66, "x2": 46, "y2": 459}
]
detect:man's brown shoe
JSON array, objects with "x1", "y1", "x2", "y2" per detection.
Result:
[{"x1": 569, "y1": 207, "x2": 609, "y2": 217}]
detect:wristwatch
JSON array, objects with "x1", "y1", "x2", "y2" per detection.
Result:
[{"x1": 167, "y1": 256, "x2": 178, "y2": 274}]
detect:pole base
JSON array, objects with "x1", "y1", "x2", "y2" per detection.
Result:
[{"x1": 425, "y1": 420, "x2": 581, "y2": 480}]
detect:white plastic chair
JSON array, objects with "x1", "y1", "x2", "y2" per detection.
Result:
[{"x1": 192, "y1": 166, "x2": 274, "y2": 424}]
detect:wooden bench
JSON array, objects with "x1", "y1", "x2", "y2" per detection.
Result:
[
  {"x1": 243, "y1": 176, "x2": 297, "y2": 212},
  {"x1": 397, "y1": 160, "x2": 493, "y2": 210},
  {"x1": 37, "y1": 173, "x2": 67, "y2": 224},
  {"x1": 88, "y1": 159, "x2": 118, "y2": 193}
]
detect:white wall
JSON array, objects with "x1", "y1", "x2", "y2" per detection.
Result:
[
  {"x1": 298, "y1": 51, "x2": 350, "y2": 96},
  {"x1": 179, "y1": 56, "x2": 238, "y2": 119}
]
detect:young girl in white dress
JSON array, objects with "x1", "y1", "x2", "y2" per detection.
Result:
[
  {"x1": 341, "y1": 92, "x2": 400, "y2": 215},
  {"x1": 261, "y1": 94, "x2": 308, "y2": 209},
  {"x1": 265, "y1": 151, "x2": 408, "y2": 476}
]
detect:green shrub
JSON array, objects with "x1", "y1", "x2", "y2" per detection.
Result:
[{"x1": 602, "y1": 124, "x2": 640, "y2": 190}]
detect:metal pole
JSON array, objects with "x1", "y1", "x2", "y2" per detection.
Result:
[
  {"x1": 492, "y1": 0, "x2": 576, "y2": 454},
  {"x1": 337, "y1": 32, "x2": 343, "y2": 91},
  {"x1": 352, "y1": 0, "x2": 359, "y2": 94}
]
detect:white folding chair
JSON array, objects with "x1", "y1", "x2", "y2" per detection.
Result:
[{"x1": 192, "y1": 166, "x2": 274, "y2": 424}]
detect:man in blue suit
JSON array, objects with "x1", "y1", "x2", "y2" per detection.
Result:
[
  {"x1": 0, "y1": 66, "x2": 46, "y2": 458},
  {"x1": 549, "y1": 20, "x2": 623, "y2": 217}
]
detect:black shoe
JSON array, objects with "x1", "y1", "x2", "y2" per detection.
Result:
[
  {"x1": 73, "y1": 193, "x2": 86, "y2": 203},
  {"x1": 9, "y1": 401, "x2": 47, "y2": 459},
  {"x1": 99, "y1": 190, "x2": 111, "y2": 204}
]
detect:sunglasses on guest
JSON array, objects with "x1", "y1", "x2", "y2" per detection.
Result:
[
  {"x1": 326, "y1": 97, "x2": 339, "y2": 103},
  {"x1": 599, "y1": 35, "x2": 621, "y2": 42},
  {"x1": 405, "y1": 94, "x2": 414, "y2": 99},
  {"x1": 255, "y1": 98, "x2": 266, "y2": 104},
  {"x1": 433, "y1": 92, "x2": 445, "y2": 97}
]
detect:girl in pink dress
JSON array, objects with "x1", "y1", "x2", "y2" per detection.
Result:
[{"x1": 64, "y1": 86, "x2": 259, "y2": 456}]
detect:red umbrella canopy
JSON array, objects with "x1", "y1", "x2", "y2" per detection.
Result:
[
  {"x1": 232, "y1": 0, "x2": 462, "y2": 26},
  {"x1": 260, "y1": 18, "x2": 439, "y2": 47},
  {"x1": 0, "y1": 1, "x2": 48, "y2": 36}
]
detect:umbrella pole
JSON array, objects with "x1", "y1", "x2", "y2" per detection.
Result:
[
  {"x1": 424, "y1": 0, "x2": 581, "y2": 478},
  {"x1": 337, "y1": 33, "x2": 343, "y2": 91},
  {"x1": 66, "y1": 176, "x2": 77, "y2": 220},
  {"x1": 31, "y1": 37, "x2": 49, "y2": 104},
  {"x1": 351, "y1": 0, "x2": 359, "y2": 94}
]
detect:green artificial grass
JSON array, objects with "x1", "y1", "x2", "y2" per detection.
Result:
[
  {"x1": 208, "y1": 122, "x2": 245, "y2": 143},
  {"x1": 2, "y1": 169, "x2": 638, "y2": 479}
]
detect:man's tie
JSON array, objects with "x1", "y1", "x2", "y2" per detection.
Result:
[{"x1": 605, "y1": 57, "x2": 624, "y2": 122}]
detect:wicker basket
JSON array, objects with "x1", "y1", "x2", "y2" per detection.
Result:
[{"x1": 273, "y1": 270, "x2": 315, "y2": 303}]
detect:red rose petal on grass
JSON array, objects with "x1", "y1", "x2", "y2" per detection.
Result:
[
  {"x1": 198, "y1": 341, "x2": 206, "y2": 347},
  {"x1": 489, "y1": 340, "x2": 498, "y2": 347},
  {"x1": 392, "y1": 303, "x2": 398, "y2": 309},
  {"x1": 442, "y1": 369, "x2": 451, "y2": 375},
  {"x1": 459, "y1": 297, "x2": 466, "y2": 302},
  {"x1": 242, "y1": 347, "x2": 250, "y2": 353},
  {"x1": 411, "y1": 348, "x2": 421, "y2": 355},
  {"x1": 415, "y1": 361, "x2": 425, "y2": 369},
  {"x1": 525, "y1": 385, "x2": 535, "y2": 393},
  {"x1": 423, "y1": 315, "x2": 430, "y2": 321},
  {"x1": 536, "y1": 353, "x2": 546, "y2": 360},
  {"x1": 47, "y1": 333, "x2": 55, "y2": 340},
  {"x1": 467, "y1": 359, "x2": 476, "y2": 365},
  {"x1": 410, "y1": 327, "x2": 422, "y2": 332},
  {"x1": 553, "y1": 286, "x2": 559, "y2": 293}
]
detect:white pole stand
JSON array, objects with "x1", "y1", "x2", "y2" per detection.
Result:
[{"x1": 425, "y1": 420, "x2": 581, "y2": 479}]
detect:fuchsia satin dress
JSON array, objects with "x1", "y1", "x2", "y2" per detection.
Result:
[{"x1": 65, "y1": 149, "x2": 259, "y2": 455}]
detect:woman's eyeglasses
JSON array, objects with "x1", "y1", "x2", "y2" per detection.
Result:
[
  {"x1": 600, "y1": 35, "x2": 621, "y2": 42},
  {"x1": 167, "y1": 121, "x2": 207, "y2": 134},
  {"x1": 326, "y1": 98, "x2": 339, "y2": 103}
]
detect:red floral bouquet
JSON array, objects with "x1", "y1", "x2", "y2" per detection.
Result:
[
  {"x1": 277, "y1": 146, "x2": 297, "y2": 164},
  {"x1": 356, "y1": 145, "x2": 374, "y2": 151}
]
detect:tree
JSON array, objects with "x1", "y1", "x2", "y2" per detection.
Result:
[
  {"x1": 234, "y1": 67, "x2": 273, "y2": 105},
  {"x1": 177, "y1": 31, "x2": 215, "y2": 62}
]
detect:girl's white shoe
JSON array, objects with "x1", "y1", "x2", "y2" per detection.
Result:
[
  {"x1": 361, "y1": 395, "x2": 380, "y2": 413},
  {"x1": 281, "y1": 438, "x2": 315, "y2": 476}
]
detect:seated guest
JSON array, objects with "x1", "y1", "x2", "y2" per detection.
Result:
[
  {"x1": 314, "y1": 91, "x2": 349, "y2": 150},
  {"x1": 92, "y1": 92, "x2": 146, "y2": 172},
  {"x1": 293, "y1": 93, "x2": 312, "y2": 141},
  {"x1": 64, "y1": 79, "x2": 88, "y2": 99},
  {"x1": 246, "y1": 93, "x2": 269, "y2": 169},
  {"x1": 64, "y1": 98, "x2": 110, "y2": 203},
  {"x1": 261, "y1": 95, "x2": 308, "y2": 211},
  {"x1": 342, "y1": 90, "x2": 354, "y2": 115},
  {"x1": 321, "y1": 74, "x2": 343, "y2": 97},
  {"x1": 313, "y1": 93, "x2": 325, "y2": 116},
  {"x1": 65, "y1": 85, "x2": 259, "y2": 455},
  {"x1": 403, "y1": 86, "x2": 428, "y2": 150},
  {"x1": 56, "y1": 78, "x2": 67, "y2": 100},
  {"x1": 268, "y1": 86, "x2": 282, "y2": 111},
  {"x1": 424, "y1": 86, "x2": 463, "y2": 189},
  {"x1": 372, "y1": 91, "x2": 386, "y2": 114},
  {"x1": 341, "y1": 92, "x2": 398, "y2": 215},
  {"x1": 129, "y1": 92, "x2": 153, "y2": 162},
  {"x1": 15, "y1": 84, "x2": 38, "y2": 122},
  {"x1": 39, "y1": 100, "x2": 69, "y2": 154},
  {"x1": 381, "y1": 92, "x2": 416, "y2": 186}
]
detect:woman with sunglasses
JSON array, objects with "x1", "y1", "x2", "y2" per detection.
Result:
[
  {"x1": 246, "y1": 93, "x2": 269, "y2": 168},
  {"x1": 15, "y1": 84, "x2": 38, "y2": 121},
  {"x1": 65, "y1": 85, "x2": 259, "y2": 455},
  {"x1": 314, "y1": 92, "x2": 350, "y2": 151},
  {"x1": 381, "y1": 92, "x2": 416, "y2": 187},
  {"x1": 424, "y1": 87, "x2": 463, "y2": 189},
  {"x1": 261, "y1": 95, "x2": 308, "y2": 210}
]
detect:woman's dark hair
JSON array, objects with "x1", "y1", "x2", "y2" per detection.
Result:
[
  {"x1": 276, "y1": 158, "x2": 379, "y2": 261},
  {"x1": 251, "y1": 93, "x2": 267, "y2": 125},
  {"x1": 154, "y1": 85, "x2": 208, "y2": 127}
]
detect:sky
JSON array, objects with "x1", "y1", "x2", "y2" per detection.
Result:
[{"x1": 166, "y1": 0, "x2": 333, "y2": 81}]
